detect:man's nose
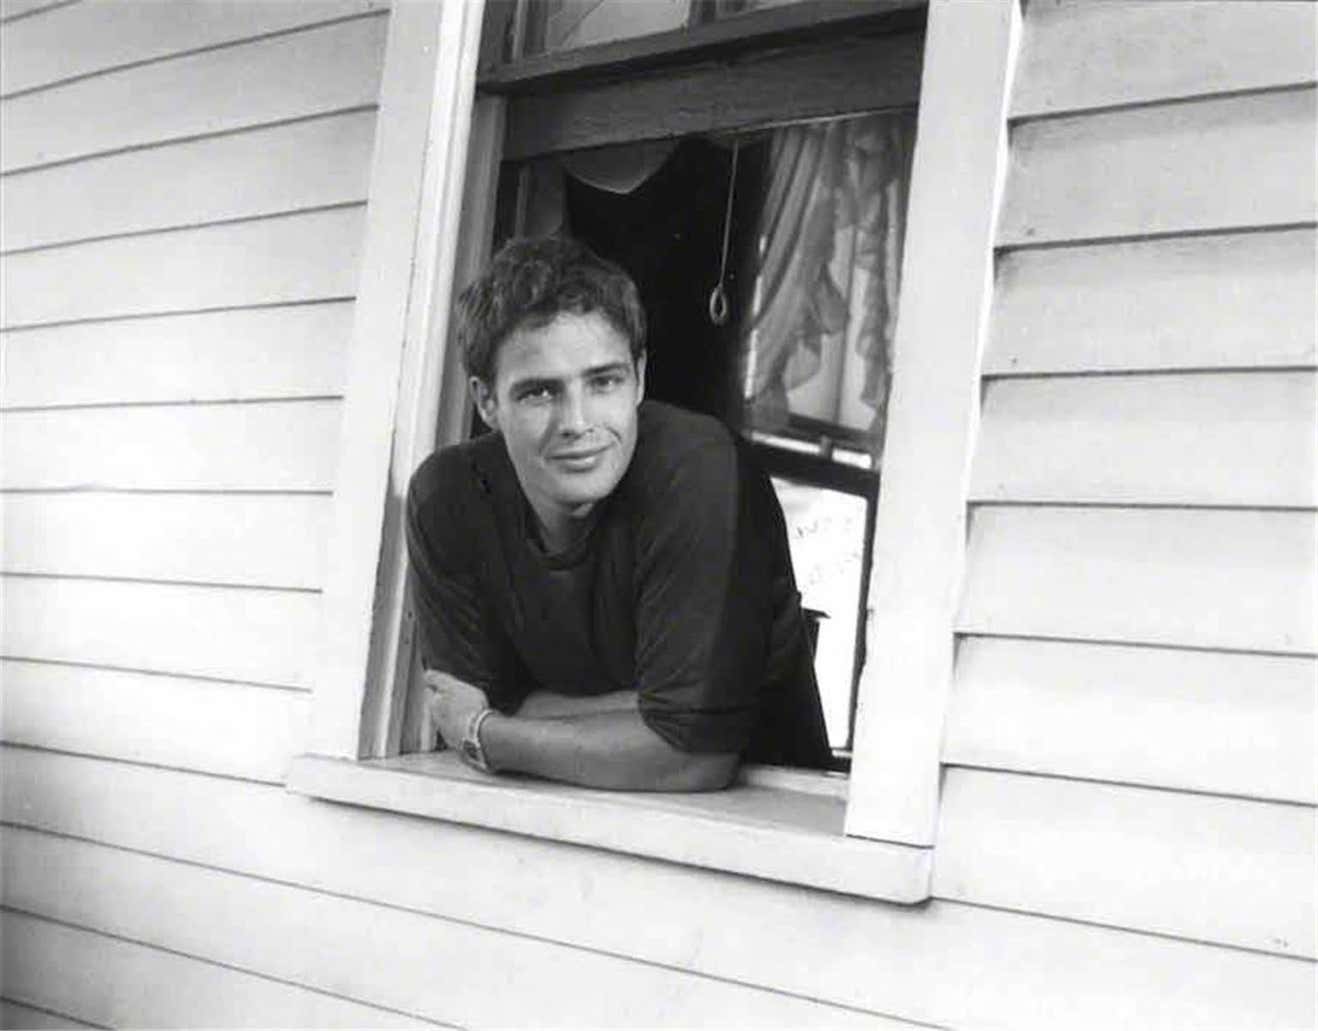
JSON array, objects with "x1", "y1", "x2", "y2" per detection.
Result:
[{"x1": 557, "y1": 384, "x2": 590, "y2": 435}]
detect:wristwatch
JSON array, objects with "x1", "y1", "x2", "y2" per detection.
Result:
[{"x1": 459, "y1": 707, "x2": 496, "y2": 773}]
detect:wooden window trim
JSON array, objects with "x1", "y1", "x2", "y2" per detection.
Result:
[
  {"x1": 294, "y1": 0, "x2": 1020, "y2": 899},
  {"x1": 476, "y1": 0, "x2": 926, "y2": 94}
]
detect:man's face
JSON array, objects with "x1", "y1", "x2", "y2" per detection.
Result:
[{"x1": 472, "y1": 310, "x2": 645, "y2": 545}]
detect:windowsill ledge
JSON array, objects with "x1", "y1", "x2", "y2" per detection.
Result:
[{"x1": 286, "y1": 753, "x2": 931, "y2": 904}]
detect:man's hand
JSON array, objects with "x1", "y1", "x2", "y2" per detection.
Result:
[{"x1": 424, "y1": 670, "x2": 490, "y2": 751}]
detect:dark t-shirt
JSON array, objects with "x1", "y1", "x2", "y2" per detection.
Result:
[{"x1": 405, "y1": 400, "x2": 832, "y2": 768}]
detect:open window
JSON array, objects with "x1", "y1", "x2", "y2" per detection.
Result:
[{"x1": 291, "y1": 0, "x2": 1018, "y2": 905}]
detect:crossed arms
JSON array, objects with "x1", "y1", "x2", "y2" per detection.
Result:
[{"x1": 426, "y1": 671, "x2": 739, "y2": 792}]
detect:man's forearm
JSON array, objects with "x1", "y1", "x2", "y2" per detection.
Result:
[
  {"x1": 515, "y1": 688, "x2": 639, "y2": 720},
  {"x1": 479, "y1": 709, "x2": 738, "y2": 792}
]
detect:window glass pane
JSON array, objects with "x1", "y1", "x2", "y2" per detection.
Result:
[
  {"x1": 528, "y1": 0, "x2": 692, "y2": 56},
  {"x1": 771, "y1": 477, "x2": 867, "y2": 752}
]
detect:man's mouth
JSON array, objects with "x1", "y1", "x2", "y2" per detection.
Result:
[{"x1": 548, "y1": 446, "x2": 609, "y2": 471}]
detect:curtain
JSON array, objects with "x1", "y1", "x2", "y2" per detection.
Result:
[{"x1": 739, "y1": 111, "x2": 916, "y2": 459}]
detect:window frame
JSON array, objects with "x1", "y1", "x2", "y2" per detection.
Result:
[{"x1": 290, "y1": 0, "x2": 1020, "y2": 902}]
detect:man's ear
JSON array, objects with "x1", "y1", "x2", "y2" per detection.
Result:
[
  {"x1": 634, "y1": 351, "x2": 647, "y2": 403},
  {"x1": 469, "y1": 376, "x2": 499, "y2": 431}
]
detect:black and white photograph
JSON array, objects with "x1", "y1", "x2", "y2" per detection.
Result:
[{"x1": 0, "y1": 0, "x2": 1314, "y2": 1027}]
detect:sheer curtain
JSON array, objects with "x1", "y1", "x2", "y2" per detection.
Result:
[{"x1": 739, "y1": 111, "x2": 916, "y2": 459}]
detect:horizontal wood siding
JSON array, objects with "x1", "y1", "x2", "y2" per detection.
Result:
[
  {"x1": 0, "y1": 14, "x2": 388, "y2": 173},
  {"x1": 1000, "y1": 88, "x2": 1316, "y2": 245},
  {"x1": 1, "y1": 302, "x2": 353, "y2": 408},
  {"x1": 958, "y1": 506, "x2": 1316, "y2": 655},
  {"x1": 1, "y1": 110, "x2": 376, "y2": 253},
  {"x1": 0, "y1": 1, "x2": 396, "y2": 1027},
  {"x1": 1, "y1": 659, "x2": 302, "y2": 783},
  {"x1": 2, "y1": 402, "x2": 341, "y2": 491},
  {"x1": 2, "y1": 207, "x2": 364, "y2": 327},
  {"x1": 0, "y1": 997, "x2": 98, "y2": 1030},
  {"x1": 1, "y1": 0, "x2": 386, "y2": 97},
  {"x1": 2, "y1": 492, "x2": 329, "y2": 588},
  {"x1": 986, "y1": 228, "x2": 1316, "y2": 375},
  {"x1": 1, "y1": 828, "x2": 898, "y2": 1030},
  {"x1": 1012, "y1": 1, "x2": 1316, "y2": 118},
  {"x1": 5, "y1": 747, "x2": 1314, "y2": 1030},
  {"x1": 940, "y1": 0, "x2": 1318, "y2": 989},
  {"x1": 935, "y1": 769, "x2": 1316, "y2": 958},
  {"x1": 2, "y1": 576, "x2": 320, "y2": 689},
  {"x1": 971, "y1": 371, "x2": 1316, "y2": 507},
  {"x1": 1, "y1": 910, "x2": 438, "y2": 1029},
  {"x1": 944, "y1": 637, "x2": 1316, "y2": 804}
]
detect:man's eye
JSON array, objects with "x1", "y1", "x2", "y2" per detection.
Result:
[
  {"x1": 591, "y1": 374, "x2": 625, "y2": 391},
  {"x1": 517, "y1": 386, "x2": 554, "y2": 403}
]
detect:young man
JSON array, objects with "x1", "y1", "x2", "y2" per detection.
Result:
[{"x1": 406, "y1": 236, "x2": 831, "y2": 791}]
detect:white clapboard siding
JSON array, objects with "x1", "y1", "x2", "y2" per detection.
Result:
[
  {"x1": 1, "y1": 577, "x2": 320, "y2": 689},
  {"x1": 1, "y1": 830, "x2": 901, "y2": 1031},
  {"x1": 1, "y1": 302, "x2": 353, "y2": 408},
  {"x1": 1, "y1": 0, "x2": 385, "y2": 97},
  {"x1": 1, "y1": 207, "x2": 364, "y2": 328},
  {"x1": 4, "y1": 750, "x2": 1312, "y2": 1030},
  {"x1": 0, "y1": 0, "x2": 60, "y2": 22},
  {"x1": 1, "y1": 401, "x2": 340, "y2": 491},
  {"x1": 957, "y1": 506, "x2": 1317, "y2": 655},
  {"x1": 0, "y1": 910, "x2": 438, "y2": 1030},
  {"x1": 970, "y1": 372, "x2": 1317, "y2": 507},
  {"x1": 2, "y1": 493, "x2": 329, "y2": 588},
  {"x1": 986, "y1": 228, "x2": 1317, "y2": 375},
  {"x1": 0, "y1": 660, "x2": 302, "y2": 784},
  {"x1": 945, "y1": 637, "x2": 1317, "y2": 805},
  {"x1": 1, "y1": 111, "x2": 376, "y2": 253},
  {"x1": 1013, "y1": 1, "x2": 1318, "y2": 118},
  {"x1": 0, "y1": 16, "x2": 388, "y2": 173},
  {"x1": 936, "y1": 768, "x2": 1317, "y2": 959},
  {"x1": 1000, "y1": 89, "x2": 1317, "y2": 245},
  {"x1": 0, "y1": 998, "x2": 97, "y2": 1030}
]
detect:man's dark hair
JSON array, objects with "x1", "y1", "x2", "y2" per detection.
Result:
[{"x1": 457, "y1": 235, "x2": 647, "y2": 385}]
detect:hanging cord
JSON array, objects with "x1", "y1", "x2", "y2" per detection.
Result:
[{"x1": 708, "y1": 140, "x2": 741, "y2": 326}]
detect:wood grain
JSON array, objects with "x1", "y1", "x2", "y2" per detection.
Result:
[
  {"x1": 2, "y1": 207, "x2": 365, "y2": 328},
  {"x1": 1000, "y1": 88, "x2": 1317, "y2": 245},
  {"x1": 1, "y1": 0, "x2": 384, "y2": 97},
  {"x1": 1, "y1": 400, "x2": 341, "y2": 491},
  {"x1": 971, "y1": 371, "x2": 1317, "y2": 507},
  {"x1": 5, "y1": 748, "x2": 1314, "y2": 1030},
  {"x1": 957, "y1": 506, "x2": 1317, "y2": 655},
  {"x1": 1013, "y1": 1, "x2": 1317, "y2": 118},
  {"x1": 1, "y1": 111, "x2": 376, "y2": 252},
  {"x1": 0, "y1": 659, "x2": 302, "y2": 783},
  {"x1": 0, "y1": 16, "x2": 387, "y2": 172},
  {"x1": 1, "y1": 303, "x2": 353, "y2": 408},
  {"x1": 987, "y1": 228, "x2": 1317, "y2": 375},
  {"x1": 1, "y1": 577, "x2": 321, "y2": 688},
  {"x1": 945, "y1": 637, "x2": 1317, "y2": 805}
]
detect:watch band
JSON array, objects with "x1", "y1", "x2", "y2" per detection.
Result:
[{"x1": 459, "y1": 707, "x2": 496, "y2": 773}]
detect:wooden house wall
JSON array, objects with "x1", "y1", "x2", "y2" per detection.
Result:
[{"x1": 1, "y1": 1, "x2": 1314, "y2": 1028}]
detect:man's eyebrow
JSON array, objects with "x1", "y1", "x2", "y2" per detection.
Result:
[
  {"x1": 506, "y1": 374, "x2": 562, "y2": 394},
  {"x1": 584, "y1": 361, "x2": 633, "y2": 377}
]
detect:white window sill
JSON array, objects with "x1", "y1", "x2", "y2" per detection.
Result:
[{"x1": 286, "y1": 753, "x2": 931, "y2": 904}]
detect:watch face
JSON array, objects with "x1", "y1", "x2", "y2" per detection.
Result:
[{"x1": 461, "y1": 737, "x2": 485, "y2": 770}]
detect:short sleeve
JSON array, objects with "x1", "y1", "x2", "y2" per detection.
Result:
[
  {"x1": 405, "y1": 453, "x2": 530, "y2": 714},
  {"x1": 633, "y1": 439, "x2": 776, "y2": 754}
]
